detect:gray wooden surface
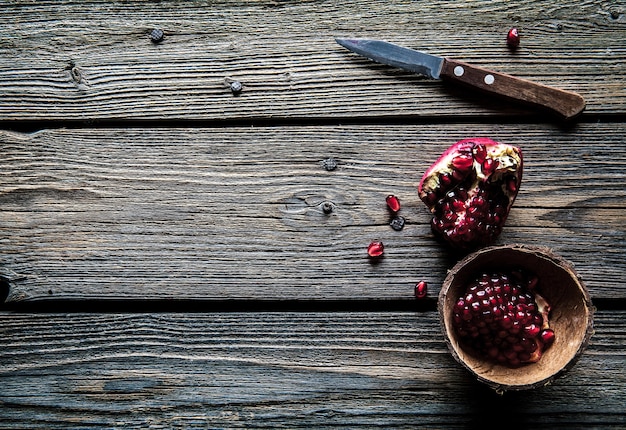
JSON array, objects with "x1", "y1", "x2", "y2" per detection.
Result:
[
  {"x1": 1, "y1": 124, "x2": 625, "y2": 302},
  {"x1": 0, "y1": 0, "x2": 623, "y2": 121},
  {"x1": 1, "y1": 0, "x2": 625, "y2": 428},
  {"x1": 1, "y1": 312, "x2": 625, "y2": 428}
]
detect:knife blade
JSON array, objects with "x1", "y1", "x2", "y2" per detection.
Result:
[{"x1": 335, "y1": 38, "x2": 585, "y2": 119}]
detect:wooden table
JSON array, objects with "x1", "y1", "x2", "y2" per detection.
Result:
[{"x1": 1, "y1": 1, "x2": 625, "y2": 427}]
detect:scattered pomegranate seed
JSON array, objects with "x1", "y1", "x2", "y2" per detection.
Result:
[
  {"x1": 451, "y1": 269, "x2": 554, "y2": 368},
  {"x1": 367, "y1": 241, "x2": 384, "y2": 258},
  {"x1": 414, "y1": 281, "x2": 428, "y2": 299},
  {"x1": 386, "y1": 194, "x2": 401, "y2": 213},
  {"x1": 507, "y1": 27, "x2": 520, "y2": 49}
]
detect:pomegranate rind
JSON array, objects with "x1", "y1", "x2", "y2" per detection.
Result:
[
  {"x1": 438, "y1": 244, "x2": 594, "y2": 392},
  {"x1": 418, "y1": 138, "x2": 523, "y2": 250}
]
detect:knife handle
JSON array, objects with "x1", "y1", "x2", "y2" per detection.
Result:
[{"x1": 440, "y1": 58, "x2": 585, "y2": 119}]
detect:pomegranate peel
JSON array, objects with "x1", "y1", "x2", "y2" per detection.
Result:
[{"x1": 418, "y1": 138, "x2": 522, "y2": 250}]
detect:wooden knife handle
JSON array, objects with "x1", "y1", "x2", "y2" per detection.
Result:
[{"x1": 440, "y1": 58, "x2": 585, "y2": 119}]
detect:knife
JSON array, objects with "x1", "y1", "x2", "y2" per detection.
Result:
[{"x1": 335, "y1": 38, "x2": 585, "y2": 119}]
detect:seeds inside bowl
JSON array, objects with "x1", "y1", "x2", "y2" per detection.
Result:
[{"x1": 451, "y1": 269, "x2": 554, "y2": 368}]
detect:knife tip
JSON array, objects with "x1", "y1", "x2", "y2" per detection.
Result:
[{"x1": 335, "y1": 37, "x2": 359, "y2": 48}]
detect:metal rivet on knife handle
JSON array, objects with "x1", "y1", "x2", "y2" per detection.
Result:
[{"x1": 440, "y1": 58, "x2": 586, "y2": 119}]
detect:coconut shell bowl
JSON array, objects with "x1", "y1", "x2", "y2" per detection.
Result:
[{"x1": 438, "y1": 244, "x2": 594, "y2": 392}]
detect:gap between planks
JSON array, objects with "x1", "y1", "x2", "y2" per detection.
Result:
[
  {"x1": 0, "y1": 297, "x2": 624, "y2": 313},
  {"x1": 2, "y1": 112, "x2": 626, "y2": 135}
]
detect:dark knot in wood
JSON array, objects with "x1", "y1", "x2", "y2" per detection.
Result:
[{"x1": 320, "y1": 201, "x2": 334, "y2": 215}]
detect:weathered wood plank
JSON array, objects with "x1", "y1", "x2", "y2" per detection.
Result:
[
  {"x1": 2, "y1": 123, "x2": 625, "y2": 302},
  {"x1": 0, "y1": 311, "x2": 624, "y2": 428},
  {"x1": 0, "y1": 0, "x2": 623, "y2": 121}
]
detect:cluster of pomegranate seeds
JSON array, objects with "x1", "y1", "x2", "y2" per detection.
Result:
[
  {"x1": 452, "y1": 269, "x2": 554, "y2": 368},
  {"x1": 367, "y1": 241, "x2": 385, "y2": 258},
  {"x1": 418, "y1": 138, "x2": 522, "y2": 250}
]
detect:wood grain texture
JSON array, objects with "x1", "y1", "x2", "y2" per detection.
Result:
[
  {"x1": 0, "y1": 311, "x2": 624, "y2": 428},
  {"x1": 1, "y1": 1, "x2": 625, "y2": 428},
  {"x1": 2, "y1": 123, "x2": 625, "y2": 302},
  {"x1": 0, "y1": 0, "x2": 624, "y2": 121}
]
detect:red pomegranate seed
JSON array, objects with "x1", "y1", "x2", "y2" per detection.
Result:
[
  {"x1": 540, "y1": 328, "x2": 555, "y2": 347},
  {"x1": 386, "y1": 194, "x2": 401, "y2": 213},
  {"x1": 507, "y1": 27, "x2": 520, "y2": 49},
  {"x1": 473, "y1": 144, "x2": 487, "y2": 164},
  {"x1": 367, "y1": 241, "x2": 384, "y2": 258},
  {"x1": 451, "y1": 152, "x2": 474, "y2": 172},
  {"x1": 414, "y1": 281, "x2": 428, "y2": 299},
  {"x1": 524, "y1": 323, "x2": 541, "y2": 337},
  {"x1": 481, "y1": 158, "x2": 499, "y2": 175}
]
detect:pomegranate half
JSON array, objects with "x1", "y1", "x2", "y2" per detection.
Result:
[{"x1": 418, "y1": 138, "x2": 523, "y2": 250}]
